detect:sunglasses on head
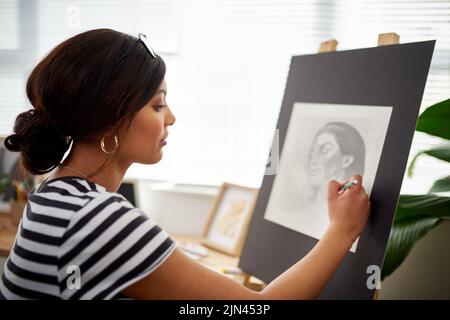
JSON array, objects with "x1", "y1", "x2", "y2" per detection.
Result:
[
  {"x1": 113, "y1": 32, "x2": 156, "y2": 68},
  {"x1": 138, "y1": 32, "x2": 156, "y2": 59}
]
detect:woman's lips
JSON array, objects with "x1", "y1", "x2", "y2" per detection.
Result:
[{"x1": 160, "y1": 133, "x2": 168, "y2": 146}]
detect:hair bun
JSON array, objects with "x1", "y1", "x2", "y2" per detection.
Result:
[
  {"x1": 5, "y1": 109, "x2": 46, "y2": 151},
  {"x1": 4, "y1": 133, "x2": 23, "y2": 152},
  {"x1": 4, "y1": 109, "x2": 72, "y2": 175},
  {"x1": 24, "y1": 108, "x2": 47, "y2": 125}
]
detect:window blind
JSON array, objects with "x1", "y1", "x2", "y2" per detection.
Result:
[{"x1": 0, "y1": 0, "x2": 448, "y2": 193}]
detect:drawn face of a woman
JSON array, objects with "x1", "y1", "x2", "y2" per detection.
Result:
[{"x1": 308, "y1": 132, "x2": 354, "y2": 187}]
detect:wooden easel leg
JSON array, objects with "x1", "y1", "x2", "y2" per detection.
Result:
[
  {"x1": 378, "y1": 32, "x2": 400, "y2": 46},
  {"x1": 243, "y1": 273, "x2": 251, "y2": 287},
  {"x1": 319, "y1": 39, "x2": 338, "y2": 53}
]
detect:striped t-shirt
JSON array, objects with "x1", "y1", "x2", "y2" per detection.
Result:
[{"x1": 0, "y1": 176, "x2": 176, "y2": 300}]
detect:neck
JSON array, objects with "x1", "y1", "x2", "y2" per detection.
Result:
[{"x1": 48, "y1": 141, "x2": 131, "y2": 193}]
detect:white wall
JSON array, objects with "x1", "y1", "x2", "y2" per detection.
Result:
[{"x1": 135, "y1": 180, "x2": 218, "y2": 236}]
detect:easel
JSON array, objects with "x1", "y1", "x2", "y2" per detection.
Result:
[
  {"x1": 241, "y1": 32, "x2": 401, "y2": 293},
  {"x1": 319, "y1": 32, "x2": 400, "y2": 53}
]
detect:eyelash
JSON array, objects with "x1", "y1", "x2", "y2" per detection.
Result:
[{"x1": 153, "y1": 105, "x2": 166, "y2": 112}]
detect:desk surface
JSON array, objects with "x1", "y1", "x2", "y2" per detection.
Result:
[
  {"x1": 0, "y1": 213, "x2": 17, "y2": 256},
  {"x1": 173, "y1": 234, "x2": 239, "y2": 270}
]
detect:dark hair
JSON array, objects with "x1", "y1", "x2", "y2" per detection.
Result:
[
  {"x1": 315, "y1": 122, "x2": 366, "y2": 176},
  {"x1": 4, "y1": 28, "x2": 166, "y2": 176}
]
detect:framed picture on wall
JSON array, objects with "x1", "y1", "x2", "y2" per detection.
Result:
[{"x1": 202, "y1": 183, "x2": 259, "y2": 256}]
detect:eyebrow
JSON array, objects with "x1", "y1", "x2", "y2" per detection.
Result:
[{"x1": 156, "y1": 89, "x2": 167, "y2": 96}]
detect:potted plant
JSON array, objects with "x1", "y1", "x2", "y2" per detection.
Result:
[
  {"x1": 0, "y1": 170, "x2": 10, "y2": 196},
  {"x1": 382, "y1": 99, "x2": 450, "y2": 279}
]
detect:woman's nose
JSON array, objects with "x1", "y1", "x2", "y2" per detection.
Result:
[
  {"x1": 309, "y1": 154, "x2": 319, "y2": 165},
  {"x1": 166, "y1": 107, "x2": 176, "y2": 126}
]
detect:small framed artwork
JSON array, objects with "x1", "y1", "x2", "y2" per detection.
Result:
[{"x1": 202, "y1": 183, "x2": 259, "y2": 256}]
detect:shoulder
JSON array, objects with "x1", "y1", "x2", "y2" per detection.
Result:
[
  {"x1": 60, "y1": 180, "x2": 147, "y2": 240},
  {"x1": 57, "y1": 192, "x2": 176, "y2": 299},
  {"x1": 31, "y1": 176, "x2": 134, "y2": 215},
  {"x1": 49, "y1": 178, "x2": 176, "y2": 299},
  {"x1": 30, "y1": 176, "x2": 169, "y2": 253}
]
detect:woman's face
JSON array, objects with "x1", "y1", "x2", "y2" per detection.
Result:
[
  {"x1": 308, "y1": 131, "x2": 354, "y2": 186},
  {"x1": 118, "y1": 79, "x2": 176, "y2": 165}
]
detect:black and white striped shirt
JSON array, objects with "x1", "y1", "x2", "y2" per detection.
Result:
[{"x1": 0, "y1": 176, "x2": 176, "y2": 300}]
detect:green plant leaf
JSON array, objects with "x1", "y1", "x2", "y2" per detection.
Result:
[
  {"x1": 382, "y1": 194, "x2": 450, "y2": 280},
  {"x1": 394, "y1": 194, "x2": 450, "y2": 221},
  {"x1": 429, "y1": 176, "x2": 450, "y2": 193},
  {"x1": 407, "y1": 145, "x2": 450, "y2": 177},
  {"x1": 382, "y1": 218, "x2": 441, "y2": 279},
  {"x1": 416, "y1": 99, "x2": 450, "y2": 139},
  {"x1": 0, "y1": 171, "x2": 10, "y2": 194},
  {"x1": 385, "y1": 99, "x2": 450, "y2": 279}
]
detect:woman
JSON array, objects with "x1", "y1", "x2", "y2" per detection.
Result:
[{"x1": 0, "y1": 29, "x2": 370, "y2": 300}]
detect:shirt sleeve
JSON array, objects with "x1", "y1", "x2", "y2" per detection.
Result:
[{"x1": 59, "y1": 193, "x2": 177, "y2": 300}]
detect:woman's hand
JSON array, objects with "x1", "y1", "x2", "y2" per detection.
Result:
[
  {"x1": 260, "y1": 175, "x2": 371, "y2": 299},
  {"x1": 327, "y1": 175, "x2": 371, "y2": 244}
]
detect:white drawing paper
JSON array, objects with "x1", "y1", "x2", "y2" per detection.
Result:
[{"x1": 264, "y1": 102, "x2": 392, "y2": 252}]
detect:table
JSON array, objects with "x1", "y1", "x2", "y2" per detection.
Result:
[
  {"x1": 0, "y1": 213, "x2": 17, "y2": 257},
  {"x1": 173, "y1": 235, "x2": 265, "y2": 291}
]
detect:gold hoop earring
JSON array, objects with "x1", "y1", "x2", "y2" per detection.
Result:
[{"x1": 100, "y1": 135, "x2": 119, "y2": 154}]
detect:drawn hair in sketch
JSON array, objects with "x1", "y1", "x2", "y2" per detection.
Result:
[{"x1": 307, "y1": 122, "x2": 366, "y2": 203}]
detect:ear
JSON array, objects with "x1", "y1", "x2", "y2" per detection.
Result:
[{"x1": 341, "y1": 154, "x2": 355, "y2": 168}]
